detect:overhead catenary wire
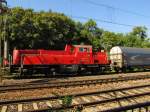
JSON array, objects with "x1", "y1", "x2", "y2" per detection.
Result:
[
  {"x1": 2, "y1": 0, "x2": 150, "y2": 31},
  {"x1": 67, "y1": 0, "x2": 150, "y2": 32},
  {"x1": 70, "y1": 15, "x2": 150, "y2": 33},
  {"x1": 71, "y1": 15, "x2": 147, "y2": 28},
  {"x1": 83, "y1": 0, "x2": 150, "y2": 18}
]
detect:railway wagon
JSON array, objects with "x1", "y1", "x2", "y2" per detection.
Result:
[
  {"x1": 110, "y1": 46, "x2": 150, "y2": 72},
  {"x1": 9, "y1": 44, "x2": 110, "y2": 75}
]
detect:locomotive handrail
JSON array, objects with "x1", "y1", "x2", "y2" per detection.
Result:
[{"x1": 21, "y1": 53, "x2": 74, "y2": 56}]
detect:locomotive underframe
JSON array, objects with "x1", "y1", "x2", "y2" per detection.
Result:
[{"x1": 9, "y1": 64, "x2": 110, "y2": 76}]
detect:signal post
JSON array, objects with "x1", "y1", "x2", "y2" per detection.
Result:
[{"x1": 0, "y1": 0, "x2": 7, "y2": 83}]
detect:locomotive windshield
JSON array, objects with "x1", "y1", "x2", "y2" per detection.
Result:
[{"x1": 79, "y1": 47, "x2": 90, "y2": 52}]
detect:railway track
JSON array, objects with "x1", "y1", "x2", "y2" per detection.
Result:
[
  {"x1": 0, "y1": 74, "x2": 150, "y2": 92},
  {"x1": 0, "y1": 84, "x2": 150, "y2": 112}
]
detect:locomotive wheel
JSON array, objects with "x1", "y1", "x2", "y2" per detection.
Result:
[
  {"x1": 59, "y1": 65, "x2": 79, "y2": 74},
  {"x1": 121, "y1": 67, "x2": 127, "y2": 73},
  {"x1": 26, "y1": 68, "x2": 33, "y2": 75},
  {"x1": 91, "y1": 68, "x2": 100, "y2": 75}
]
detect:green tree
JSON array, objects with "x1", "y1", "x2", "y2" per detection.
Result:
[
  {"x1": 101, "y1": 31, "x2": 124, "y2": 50},
  {"x1": 0, "y1": 7, "x2": 77, "y2": 52},
  {"x1": 1, "y1": 7, "x2": 150, "y2": 53},
  {"x1": 124, "y1": 34, "x2": 142, "y2": 47},
  {"x1": 130, "y1": 26, "x2": 147, "y2": 40},
  {"x1": 125, "y1": 26, "x2": 149, "y2": 48},
  {"x1": 78, "y1": 19, "x2": 103, "y2": 50}
]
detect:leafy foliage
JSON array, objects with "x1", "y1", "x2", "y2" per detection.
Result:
[
  {"x1": 0, "y1": 7, "x2": 77, "y2": 51},
  {"x1": 0, "y1": 7, "x2": 150, "y2": 54}
]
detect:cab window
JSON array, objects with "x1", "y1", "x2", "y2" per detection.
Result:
[
  {"x1": 79, "y1": 47, "x2": 84, "y2": 52},
  {"x1": 84, "y1": 48, "x2": 90, "y2": 52},
  {"x1": 79, "y1": 47, "x2": 90, "y2": 52}
]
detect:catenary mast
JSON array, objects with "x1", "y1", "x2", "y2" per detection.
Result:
[{"x1": 0, "y1": 0, "x2": 7, "y2": 67}]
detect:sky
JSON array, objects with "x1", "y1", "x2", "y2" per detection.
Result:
[{"x1": 6, "y1": 0, "x2": 150, "y2": 34}]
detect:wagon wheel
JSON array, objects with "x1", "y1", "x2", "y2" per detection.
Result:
[
  {"x1": 121, "y1": 67, "x2": 127, "y2": 73},
  {"x1": 26, "y1": 68, "x2": 33, "y2": 76},
  {"x1": 114, "y1": 67, "x2": 120, "y2": 73}
]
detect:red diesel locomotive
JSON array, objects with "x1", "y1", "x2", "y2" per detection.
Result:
[{"x1": 8, "y1": 44, "x2": 110, "y2": 75}]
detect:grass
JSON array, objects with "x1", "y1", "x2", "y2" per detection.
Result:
[{"x1": 52, "y1": 92, "x2": 83, "y2": 112}]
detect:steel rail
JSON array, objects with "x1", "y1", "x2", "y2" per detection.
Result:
[
  {"x1": 0, "y1": 83, "x2": 150, "y2": 105},
  {"x1": 0, "y1": 74, "x2": 150, "y2": 92},
  {"x1": 26, "y1": 92, "x2": 150, "y2": 112},
  {"x1": 100, "y1": 101, "x2": 150, "y2": 112},
  {"x1": 0, "y1": 74, "x2": 149, "y2": 88}
]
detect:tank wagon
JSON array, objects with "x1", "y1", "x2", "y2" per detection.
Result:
[
  {"x1": 9, "y1": 44, "x2": 110, "y2": 75},
  {"x1": 110, "y1": 46, "x2": 150, "y2": 72}
]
